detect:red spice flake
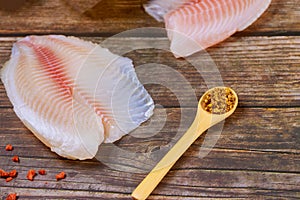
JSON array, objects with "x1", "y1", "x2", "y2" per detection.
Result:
[
  {"x1": 38, "y1": 169, "x2": 46, "y2": 175},
  {"x1": 0, "y1": 169, "x2": 5, "y2": 177},
  {"x1": 6, "y1": 193, "x2": 17, "y2": 200},
  {"x1": 55, "y1": 171, "x2": 66, "y2": 181},
  {"x1": 5, "y1": 144, "x2": 13, "y2": 151},
  {"x1": 12, "y1": 155, "x2": 19, "y2": 163},
  {"x1": 1, "y1": 169, "x2": 18, "y2": 179},
  {"x1": 0, "y1": 169, "x2": 9, "y2": 178},
  {"x1": 27, "y1": 169, "x2": 36, "y2": 181},
  {"x1": 9, "y1": 169, "x2": 18, "y2": 178},
  {"x1": 6, "y1": 177, "x2": 13, "y2": 182}
]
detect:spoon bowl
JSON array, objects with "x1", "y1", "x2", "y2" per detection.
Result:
[
  {"x1": 197, "y1": 86, "x2": 238, "y2": 127},
  {"x1": 132, "y1": 87, "x2": 238, "y2": 200}
]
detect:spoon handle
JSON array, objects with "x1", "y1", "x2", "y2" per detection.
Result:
[{"x1": 131, "y1": 117, "x2": 210, "y2": 200}]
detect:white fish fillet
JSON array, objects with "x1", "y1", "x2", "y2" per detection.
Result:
[
  {"x1": 144, "y1": 0, "x2": 190, "y2": 22},
  {"x1": 1, "y1": 35, "x2": 154, "y2": 160},
  {"x1": 145, "y1": 0, "x2": 272, "y2": 57}
]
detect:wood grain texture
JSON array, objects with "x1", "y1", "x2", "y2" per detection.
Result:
[
  {"x1": 0, "y1": 0, "x2": 298, "y2": 35},
  {"x1": 0, "y1": 107, "x2": 299, "y2": 198},
  {"x1": 0, "y1": 0, "x2": 299, "y2": 199},
  {"x1": 0, "y1": 36, "x2": 299, "y2": 108},
  {"x1": 0, "y1": 36, "x2": 299, "y2": 199},
  {"x1": 1, "y1": 106, "x2": 299, "y2": 161}
]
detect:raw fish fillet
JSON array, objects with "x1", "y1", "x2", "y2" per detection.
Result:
[
  {"x1": 145, "y1": 0, "x2": 272, "y2": 57},
  {"x1": 1, "y1": 35, "x2": 154, "y2": 160}
]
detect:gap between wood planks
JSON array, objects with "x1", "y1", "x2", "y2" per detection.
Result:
[{"x1": 0, "y1": 31, "x2": 299, "y2": 38}]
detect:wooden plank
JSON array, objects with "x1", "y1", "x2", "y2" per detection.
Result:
[
  {"x1": 0, "y1": 36, "x2": 299, "y2": 108},
  {"x1": 0, "y1": 155, "x2": 299, "y2": 197},
  {"x1": 0, "y1": 166, "x2": 299, "y2": 199},
  {"x1": 1, "y1": 106, "x2": 299, "y2": 155},
  {"x1": 0, "y1": 108, "x2": 300, "y2": 177},
  {"x1": 0, "y1": 107, "x2": 299, "y2": 175},
  {"x1": 2, "y1": 186, "x2": 298, "y2": 199},
  {"x1": 0, "y1": 0, "x2": 298, "y2": 35},
  {"x1": 0, "y1": 105, "x2": 299, "y2": 198}
]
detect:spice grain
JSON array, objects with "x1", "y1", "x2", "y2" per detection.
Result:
[
  {"x1": 6, "y1": 193, "x2": 17, "y2": 200},
  {"x1": 27, "y1": 169, "x2": 36, "y2": 181},
  {"x1": 56, "y1": 171, "x2": 66, "y2": 181},
  {"x1": 5, "y1": 144, "x2": 13, "y2": 151},
  {"x1": 12, "y1": 156, "x2": 19, "y2": 163}
]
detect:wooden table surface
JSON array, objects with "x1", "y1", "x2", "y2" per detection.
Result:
[{"x1": 0, "y1": 0, "x2": 299, "y2": 199}]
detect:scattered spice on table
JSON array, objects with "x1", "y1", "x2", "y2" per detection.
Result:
[
  {"x1": 12, "y1": 155, "x2": 19, "y2": 163},
  {"x1": 2, "y1": 143, "x2": 67, "y2": 200},
  {"x1": 38, "y1": 169, "x2": 46, "y2": 175},
  {"x1": 27, "y1": 169, "x2": 36, "y2": 181},
  {"x1": 9, "y1": 169, "x2": 18, "y2": 178},
  {"x1": 5, "y1": 144, "x2": 13, "y2": 151},
  {"x1": 6, "y1": 177, "x2": 13, "y2": 182},
  {"x1": 0, "y1": 169, "x2": 9, "y2": 178},
  {"x1": 6, "y1": 193, "x2": 17, "y2": 200},
  {"x1": 1, "y1": 169, "x2": 17, "y2": 180},
  {"x1": 56, "y1": 171, "x2": 66, "y2": 181},
  {"x1": 0, "y1": 169, "x2": 6, "y2": 177}
]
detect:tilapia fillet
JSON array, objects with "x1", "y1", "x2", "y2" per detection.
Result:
[
  {"x1": 145, "y1": 0, "x2": 272, "y2": 57},
  {"x1": 1, "y1": 35, "x2": 154, "y2": 160}
]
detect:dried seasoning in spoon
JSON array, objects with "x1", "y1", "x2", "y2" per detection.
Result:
[{"x1": 201, "y1": 87, "x2": 236, "y2": 114}]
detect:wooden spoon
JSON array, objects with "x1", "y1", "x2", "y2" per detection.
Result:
[{"x1": 131, "y1": 87, "x2": 238, "y2": 200}]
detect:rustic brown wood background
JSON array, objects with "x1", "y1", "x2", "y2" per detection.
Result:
[{"x1": 0, "y1": 0, "x2": 299, "y2": 199}]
